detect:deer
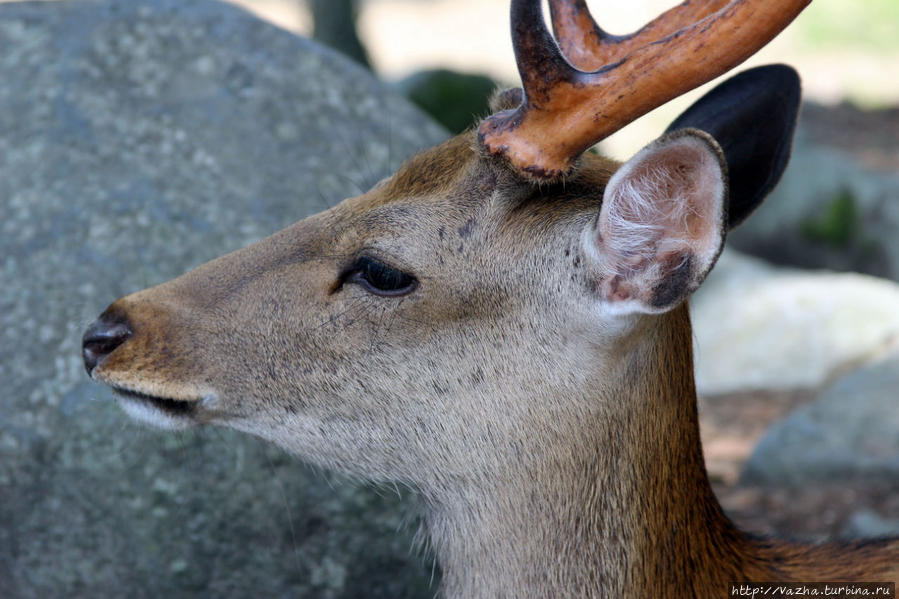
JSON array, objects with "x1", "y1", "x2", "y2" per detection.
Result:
[{"x1": 82, "y1": 0, "x2": 899, "y2": 596}]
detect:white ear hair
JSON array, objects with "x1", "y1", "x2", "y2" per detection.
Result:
[{"x1": 588, "y1": 129, "x2": 727, "y2": 314}]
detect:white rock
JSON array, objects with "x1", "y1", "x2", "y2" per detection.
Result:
[{"x1": 691, "y1": 249, "x2": 899, "y2": 394}]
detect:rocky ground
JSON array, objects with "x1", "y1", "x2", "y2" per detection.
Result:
[{"x1": 702, "y1": 389, "x2": 899, "y2": 540}]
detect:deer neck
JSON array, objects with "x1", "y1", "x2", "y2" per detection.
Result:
[{"x1": 424, "y1": 304, "x2": 752, "y2": 599}]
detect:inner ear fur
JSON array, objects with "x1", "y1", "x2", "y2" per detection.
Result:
[{"x1": 590, "y1": 129, "x2": 727, "y2": 314}]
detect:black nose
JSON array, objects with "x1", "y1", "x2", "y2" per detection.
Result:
[{"x1": 82, "y1": 309, "x2": 132, "y2": 375}]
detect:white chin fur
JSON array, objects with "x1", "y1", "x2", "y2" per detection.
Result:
[{"x1": 115, "y1": 393, "x2": 196, "y2": 431}]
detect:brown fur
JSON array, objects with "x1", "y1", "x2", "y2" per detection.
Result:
[{"x1": 88, "y1": 131, "x2": 899, "y2": 597}]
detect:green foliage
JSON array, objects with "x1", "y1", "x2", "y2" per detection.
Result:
[
  {"x1": 397, "y1": 69, "x2": 498, "y2": 134},
  {"x1": 798, "y1": 0, "x2": 899, "y2": 52},
  {"x1": 799, "y1": 189, "x2": 860, "y2": 247}
]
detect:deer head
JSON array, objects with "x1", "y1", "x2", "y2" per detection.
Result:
[{"x1": 82, "y1": 0, "x2": 899, "y2": 596}]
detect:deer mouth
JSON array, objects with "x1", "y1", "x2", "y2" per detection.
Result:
[{"x1": 112, "y1": 387, "x2": 201, "y2": 430}]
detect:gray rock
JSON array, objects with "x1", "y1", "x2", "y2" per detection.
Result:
[
  {"x1": 841, "y1": 509, "x2": 899, "y2": 540},
  {"x1": 741, "y1": 352, "x2": 899, "y2": 484},
  {"x1": 692, "y1": 250, "x2": 899, "y2": 395},
  {"x1": 0, "y1": 1, "x2": 446, "y2": 597}
]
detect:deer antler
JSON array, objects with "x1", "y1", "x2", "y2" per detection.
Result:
[{"x1": 478, "y1": 0, "x2": 811, "y2": 179}]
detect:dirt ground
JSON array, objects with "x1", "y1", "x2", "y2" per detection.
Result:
[{"x1": 700, "y1": 388, "x2": 899, "y2": 540}]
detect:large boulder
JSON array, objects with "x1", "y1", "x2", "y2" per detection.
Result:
[{"x1": 0, "y1": 1, "x2": 446, "y2": 597}]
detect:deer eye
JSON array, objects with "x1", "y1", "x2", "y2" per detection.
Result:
[{"x1": 346, "y1": 256, "x2": 417, "y2": 297}]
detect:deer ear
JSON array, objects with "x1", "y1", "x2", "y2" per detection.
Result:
[
  {"x1": 588, "y1": 129, "x2": 726, "y2": 315},
  {"x1": 665, "y1": 64, "x2": 801, "y2": 229}
]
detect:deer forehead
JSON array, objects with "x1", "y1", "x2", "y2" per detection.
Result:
[{"x1": 329, "y1": 133, "x2": 618, "y2": 268}]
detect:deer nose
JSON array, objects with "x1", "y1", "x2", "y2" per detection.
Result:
[{"x1": 82, "y1": 310, "x2": 132, "y2": 374}]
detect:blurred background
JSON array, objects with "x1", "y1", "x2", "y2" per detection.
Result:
[{"x1": 1, "y1": 1, "x2": 897, "y2": 597}]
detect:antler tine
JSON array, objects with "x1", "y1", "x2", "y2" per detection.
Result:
[
  {"x1": 547, "y1": 0, "x2": 612, "y2": 72},
  {"x1": 549, "y1": 0, "x2": 732, "y2": 72},
  {"x1": 510, "y1": 0, "x2": 579, "y2": 101},
  {"x1": 479, "y1": 0, "x2": 811, "y2": 180}
]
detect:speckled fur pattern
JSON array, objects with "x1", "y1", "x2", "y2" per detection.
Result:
[{"x1": 90, "y1": 131, "x2": 899, "y2": 597}]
